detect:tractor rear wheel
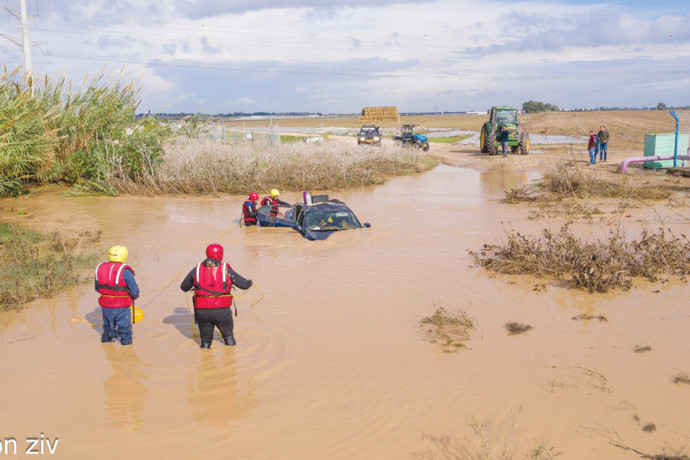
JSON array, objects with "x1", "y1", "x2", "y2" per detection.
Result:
[
  {"x1": 480, "y1": 125, "x2": 488, "y2": 153},
  {"x1": 518, "y1": 132, "x2": 530, "y2": 155},
  {"x1": 485, "y1": 126, "x2": 496, "y2": 155}
]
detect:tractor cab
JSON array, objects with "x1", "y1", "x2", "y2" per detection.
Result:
[
  {"x1": 400, "y1": 124, "x2": 416, "y2": 139},
  {"x1": 491, "y1": 107, "x2": 518, "y2": 129}
]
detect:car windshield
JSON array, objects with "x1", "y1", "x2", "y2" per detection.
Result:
[
  {"x1": 305, "y1": 209, "x2": 360, "y2": 231},
  {"x1": 360, "y1": 127, "x2": 377, "y2": 135},
  {"x1": 495, "y1": 110, "x2": 518, "y2": 124}
]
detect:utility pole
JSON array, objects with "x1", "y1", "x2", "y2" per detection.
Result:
[{"x1": 2, "y1": 0, "x2": 36, "y2": 94}]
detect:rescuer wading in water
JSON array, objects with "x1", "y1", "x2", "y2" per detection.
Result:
[
  {"x1": 180, "y1": 243, "x2": 253, "y2": 348},
  {"x1": 242, "y1": 192, "x2": 259, "y2": 226},
  {"x1": 261, "y1": 189, "x2": 290, "y2": 217},
  {"x1": 95, "y1": 246, "x2": 140, "y2": 345}
]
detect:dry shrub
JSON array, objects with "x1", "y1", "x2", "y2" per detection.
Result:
[
  {"x1": 504, "y1": 322, "x2": 532, "y2": 335},
  {"x1": 642, "y1": 423, "x2": 656, "y2": 433},
  {"x1": 672, "y1": 371, "x2": 690, "y2": 385},
  {"x1": 527, "y1": 201, "x2": 603, "y2": 222},
  {"x1": 471, "y1": 225, "x2": 690, "y2": 293},
  {"x1": 503, "y1": 162, "x2": 671, "y2": 203},
  {"x1": 572, "y1": 314, "x2": 608, "y2": 322},
  {"x1": 502, "y1": 186, "x2": 543, "y2": 204},
  {"x1": 634, "y1": 345, "x2": 652, "y2": 353},
  {"x1": 48, "y1": 229, "x2": 101, "y2": 251},
  {"x1": 110, "y1": 138, "x2": 436, "y2": 195},
  {"x1": 420, "y1": 306, "x2": 474, "y2": 352},
  {"x1": 417, "y1": 416, "x2": 519, "y2": 460}
]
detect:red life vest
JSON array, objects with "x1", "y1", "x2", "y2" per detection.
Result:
[
  {"x1": 242, "y1": 200, "x2": 257, "y2": 224},
  {"x1": 193, "y1": 262, "x2": 233, "y2": 309},
  {"x1": 95, "y1": 262, "x2": 134, "y2": 308},
  {"x1": 262, "y1": 196, "x2": 279, "y2": 216}
]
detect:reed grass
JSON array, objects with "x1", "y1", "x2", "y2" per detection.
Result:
[
  {"x1": 110, "y1": 138, "x2": 437, "y2": 195},
  {"x1": 0, "y1": 223, "x2": 100, "y2": 310},
  {"x1": 1, "y1": 67, "x2": 170, "y2": 196}
]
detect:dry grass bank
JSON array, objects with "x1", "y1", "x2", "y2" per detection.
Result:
[
  {"x1": 112, "y1": 137, "x2": 437, "y2": 195},
  {"x1": 0, "y1": 223, "x2": 101, "y2": 310}
]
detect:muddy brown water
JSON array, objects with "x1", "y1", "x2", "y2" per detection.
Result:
[{"x1": 1, "y1": 165, "x2": 689, "y2": 459}]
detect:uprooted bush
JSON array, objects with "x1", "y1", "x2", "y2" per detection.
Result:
[
  {"x1": 470, "y1": 225, "x2": 690, "y2": 293},
  {"x1": 420, "y1": 306, "x2": 474, "y2": 352},
  {"x1": 503, "y1": 162, "x2": 671, "y2": 204}
]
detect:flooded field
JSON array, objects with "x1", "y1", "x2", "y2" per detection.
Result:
[{"x1": 1, "y1": 164, "x2": 689, "y2": 459}]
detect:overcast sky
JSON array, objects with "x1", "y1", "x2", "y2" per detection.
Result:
[{"x1": 2, "y1": 0, "x2": 689, "y2": 114}]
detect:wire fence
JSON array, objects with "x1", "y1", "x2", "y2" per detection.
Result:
[
  {"x1": 172, "y1": 120, "x2": 282, "y2": 145},
  {"x1": 198, "y1": 122, "x2": 282, "y2": 145}
]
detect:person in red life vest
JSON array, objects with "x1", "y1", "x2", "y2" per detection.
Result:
[
  {"x1": 242, "y1": 192, "x2": 259, "y2": 226},
  {"x1": 180, "y1": 243, "x2": 253, "y2": 349},
  {"x1": 261, "y1": 189, "x2": 290, "y2": 217},
  {"x1": 95, "y1": 246, "x2": 140, "y2": 345}
]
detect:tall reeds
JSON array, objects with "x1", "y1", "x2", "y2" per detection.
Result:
[
  {"x1": 0, "y1": 67, "x2": 170, "y2": 196},
  {"x1": 2, "y1": 67, "x2": 433, "y2": 197}
]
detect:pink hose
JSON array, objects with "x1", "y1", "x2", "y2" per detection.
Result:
[{"x1": 620, "y1": 155, "x2": 690, "y2": 173}]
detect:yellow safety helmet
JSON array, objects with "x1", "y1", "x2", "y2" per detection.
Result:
[
  {"x1": 108, "y1": 245, "x2": 128, "y2": 263},
  {"x1": 270, "y1": 189, "x2": 280, "y2": 198},
  {"x1": 132, "y1": 305, "x2": 144, "y2": 323}
]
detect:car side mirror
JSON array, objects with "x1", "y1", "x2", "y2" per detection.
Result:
[{"x1": 363, "y1": 222, "x2": 371, "y2": 228}]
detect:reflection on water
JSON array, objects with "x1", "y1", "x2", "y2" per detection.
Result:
[
  {"x1": 103, "y1": 344, "x2": 148, "y2": 431},
  {"x1": 480, "y1": 167, "x2": 541, "y2": 196},
  {"x1": 186, "y1": 351, "x2": 258, "y2": 429}
]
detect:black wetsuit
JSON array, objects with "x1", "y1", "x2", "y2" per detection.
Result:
[{"x1": 180, "y1": 258, "x2": 252, "y2": 347}]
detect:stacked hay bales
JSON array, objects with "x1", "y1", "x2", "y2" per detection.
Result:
[{"x1": 359, "y1": 106, "x2": 400, "y2": 123}]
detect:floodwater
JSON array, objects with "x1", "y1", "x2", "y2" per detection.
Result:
[{"x1": 1, "y1": 164, "x2": 689, "y2": 459}]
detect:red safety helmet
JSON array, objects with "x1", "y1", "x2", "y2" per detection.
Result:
[
  {"x1": 206, "y1": 243, "x2": 224, "y2": 261},
  {"x1": 249, "y1": 192, "x2": 259, "y2": 201}
]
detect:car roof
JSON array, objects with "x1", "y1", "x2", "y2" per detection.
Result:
[{"x1": 304, "y1": 201, "x2": 352, "y2": 212}]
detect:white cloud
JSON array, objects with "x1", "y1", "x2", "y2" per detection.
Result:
[
  {"x1": 234, "y1": 97, "x2": 255, "y2": 105},
  {"x1": 7, "y1": 0, "x2": 689, "y2": 112}
]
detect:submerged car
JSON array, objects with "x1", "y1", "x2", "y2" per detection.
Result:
[
  {"x1": 258, "y1": 193, "x2": 370, "y2": 240},
  {"x1": 357, "y1": 125, "x2": 382, "y2": 145}
]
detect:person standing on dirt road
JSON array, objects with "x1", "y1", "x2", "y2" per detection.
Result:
[
  {"x1": 598, "y1": 125, "x2": 610, "y2": 162},
  {"x1": 180, "y1": 243, "x2": 253, "y2": 349},
  {"x1": 499, "y1": 126, "x2": 510, "y2": 157},
  {"x1": 588, "y1": 130, "x2": 598, "y2": 165},
  {"x1": 95, "y1": 246, "x2": 140, "y2": 345}
]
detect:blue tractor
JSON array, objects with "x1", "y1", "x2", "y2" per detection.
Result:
[{"x1": 393, "y1": 124, "x2": 429, "y2": 151}]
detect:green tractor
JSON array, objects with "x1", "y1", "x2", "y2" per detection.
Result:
[{"x1": 480, "y1": 106, "x2": 530, "y2": 155}]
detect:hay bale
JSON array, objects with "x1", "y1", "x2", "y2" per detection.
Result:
[{"x1": 359, "y1": 106, "x2": 400, "y2": 123}]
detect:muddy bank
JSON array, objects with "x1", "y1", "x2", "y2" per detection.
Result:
[{"x1": 1, "y1": 164, "x2": 689, "y2": 458}]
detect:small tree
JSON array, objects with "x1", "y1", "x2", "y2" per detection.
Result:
[
  {"x1": 522, "y1": 100, "x2": 561, "y2": 114},
  {"x1": 657, "y1": 102, "x2": 667, "y2": 110}
]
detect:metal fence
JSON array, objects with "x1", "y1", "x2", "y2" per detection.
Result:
[{"x1": 197, "y1": 121, "x2": 282, "y2": 145}]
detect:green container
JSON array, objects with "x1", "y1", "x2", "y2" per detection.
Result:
[{"x1": 644, "y1": 132, "x2": 690, "y2": 169}]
